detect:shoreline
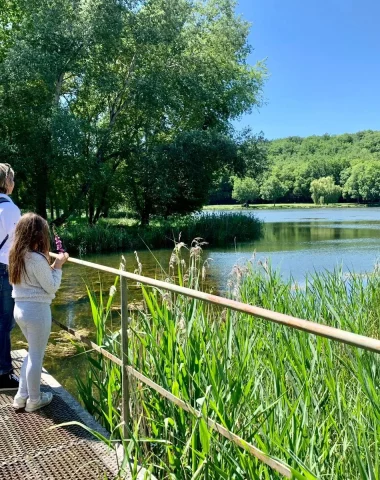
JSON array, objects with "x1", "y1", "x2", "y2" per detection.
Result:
[{"x1": 203, "y1": 203, "x2": 372, "y2": 210}]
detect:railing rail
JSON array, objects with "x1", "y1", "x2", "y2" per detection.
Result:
[
  {"x1": 51, "y1": 254, "x2": 380, "y2": 353},
  {"x1": 50, "y1": 253, "x2": 380, "y2": 478}
]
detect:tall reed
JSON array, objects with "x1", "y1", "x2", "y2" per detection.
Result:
[
  {"x1": 57, "y1": 212, "x2": 262, "y2": 254},
  {"x1": 76, "y1": 248, "x2": 380, "y2": 479}
]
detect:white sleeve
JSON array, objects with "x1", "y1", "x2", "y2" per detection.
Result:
[
  {"x1": 30, "y1": 254, "x2": 62, "y2": 295},
  {"x1": 1, "y1": 203, "x2": 21, "y2": 239}
]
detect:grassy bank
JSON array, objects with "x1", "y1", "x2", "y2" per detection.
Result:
[
  {"x1": 57, "y1": 212, "x2": 263, "y2": 254},
  {"x1": 204, "y1": 202, "x2": 368, "y2": 210},
  {"x1": 76, "y1": 249, "x2": 380, "y2": 479}
]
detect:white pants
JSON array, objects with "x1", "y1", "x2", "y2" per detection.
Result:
[{"x1": 14, "y1": 302, "x2": 51, "y2": 402}]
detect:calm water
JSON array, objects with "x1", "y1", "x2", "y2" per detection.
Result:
[
  {"x1": 208, "y1": 207, "x2": 380, "y2": 284},
  {"x1": 12, "y1": 207, "x2": 380, "y2": 393}
]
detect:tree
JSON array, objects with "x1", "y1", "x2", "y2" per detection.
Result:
[
  {"x1": 122, "y1": 130, "x2": 239, "y2": 224},
  {"x1": 310, "y1": 176, "x2": 342, "y2": 204},
  {"x1": 0, "y1": 0, "x2": 23, "y2": 61},
  {"x1": 260, "y1": 176, "x2": 288, "y2": 206},
  {"x1": 237, "y1": 130, "x2": 269, "y2": 178},
  {"x1": 208, "y1": 130, "x2": 268, "y2": 205},
  {"x1": 232, "y1": 177, "x2": 260, "y2": 206},
  {"x1": 342, "y1": 165, "x2": 360, "y2": 202},
  {"x1": 0, "y1": 0, "x2": 118, "y2": 217},
  {"x1": 0, "y1": 0, "x2": 267, "y2": 223},
  {"x1": 343, "y1": 162, "x2": 380, "y2": 202}
]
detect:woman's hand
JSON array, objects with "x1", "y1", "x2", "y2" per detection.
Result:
[{"x1": 52, "y1": 252, "x2": 69, "y2": 270}]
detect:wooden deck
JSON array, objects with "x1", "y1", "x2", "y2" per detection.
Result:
[{"x1": 0, "y1": 350, "x2": 150, "y2": 480}]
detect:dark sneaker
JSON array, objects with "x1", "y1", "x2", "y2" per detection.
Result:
[{"x1": 0, "y1": 373, "x2": 19, "y2": 391}]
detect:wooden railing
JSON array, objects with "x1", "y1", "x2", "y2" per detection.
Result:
[{"x1": 50, "y1": 253, "x2": 380, "y2": 478}]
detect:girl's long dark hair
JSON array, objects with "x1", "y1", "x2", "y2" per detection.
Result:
[{"x1": 9, "y1": 213, "x2": 50, "y2": 284}]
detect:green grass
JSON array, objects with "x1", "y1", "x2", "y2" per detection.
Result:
[
  {"x1": 57, "y1": 212, "x2": 263, "y2": 254},
  {"x1": 204, "y1": 202, "x2": 367, "y2": 210},
  {"x1": 75, "y1": 249, "x2": 380, "y2": 479}
]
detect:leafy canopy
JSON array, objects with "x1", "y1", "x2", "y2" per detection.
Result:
[{"x1": 0, "y1": 0, "x2": 267, "y2": 223}]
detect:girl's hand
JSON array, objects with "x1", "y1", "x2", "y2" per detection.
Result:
[{"x1": 52, "y1": 252, "x2": 69, "y2": 269}]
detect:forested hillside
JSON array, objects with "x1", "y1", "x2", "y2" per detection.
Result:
[{"x1": 212, "y1": 130, "x2": 380, "y2": 205}]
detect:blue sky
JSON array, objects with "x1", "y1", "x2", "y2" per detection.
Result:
[{"x1": 235, "y1": 0, "x2": 380, "y2": 139}]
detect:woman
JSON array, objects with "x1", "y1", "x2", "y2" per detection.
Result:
[
  {"x1": 9, "y1": 213, "x2": 69, "y2": 411},
  {"x1": 0, "y1": 164, "x2": 21, "y2": 391}
]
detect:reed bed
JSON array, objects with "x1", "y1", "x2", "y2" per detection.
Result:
[
  {"x1": 58, "y1": 212, "x2": 263, "y2": 254},
  {"x1": 76, "y1": 247, "x2": 380, "y2": 479}
]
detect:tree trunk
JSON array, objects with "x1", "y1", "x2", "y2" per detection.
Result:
[
  {"x1": 93, "y1": 189, "x2": 108, "y2": 223},
  {"x1": 102, "y1": 204, "x2": 110, "y2": 218},
  {"x1": 35, "y1": 161, "x2": 48, "y2": 219},
  {"x1": 49, "y1": 196, "x2": 54, "y2": 221},
  {"x1": 140, "y1": 214, "x2": 150, "y2": 226},
  {"x1": 93, "y1": 160, "x2": 122, "y2": 223},
  {"x1": 36, "y1": 190, "x2": 47, "y2": 218},
  {"x1": 88, "y1": 193, "x2": 95, "y2": 225},
  {"x1": 140, "y1": 208, "x2": 150, "y2": 226}
]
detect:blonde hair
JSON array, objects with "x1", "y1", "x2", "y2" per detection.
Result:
[
  {"x1": 9, "y1": 213, "x2": 51, "y2": 285},
  {"x1": 0, "y1": 163, "x2": 14, "y2": 194}
]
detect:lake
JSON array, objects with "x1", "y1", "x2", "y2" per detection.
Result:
[
  {"x1": 12, "y1": 207, "x2": 380, "y2": 393},
  {"x1": 208, "y1": 207, "x2": 380, "y2": 284}
]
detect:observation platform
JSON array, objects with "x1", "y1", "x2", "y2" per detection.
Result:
[{"x1": 0, "y1": 350, "x2": 148, "y2": 480}]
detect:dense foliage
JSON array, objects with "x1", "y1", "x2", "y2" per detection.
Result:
[
  {"x1": 78, "y1": 250, "x2": 380, "y2": 479},
  {"x1": 223, "y1": 130, "x2": 380, "y2": 205},
  {"x1": 0, "y1": 0, "x2": 266, "y2": 224}
]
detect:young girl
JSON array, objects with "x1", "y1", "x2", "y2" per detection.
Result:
[{"x1": 8, "y1": 213, "x2": 69, "y2": 412}]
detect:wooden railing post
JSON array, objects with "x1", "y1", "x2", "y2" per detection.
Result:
[{"x1": 120, "y1": 260, "x2": 131, "y2": 438}]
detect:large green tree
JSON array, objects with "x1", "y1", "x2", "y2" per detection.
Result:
[
  {"x1": 310, "y1": 176, "x2": 342, "y2": 205},
  {"x1": 260, "y1": 176, "x2": 288, "y2": 206},
  {"x1": 0, "y1": 0, "x2": 266, "y2": 223},
  {"x1": 232, "y1": 176, "x2": 260, "y2": 206},
  {"x1": 343, "y1": 161, "x2": 380, "y2": 202},
  {"x1": 122, "y1": 130, "x2": 239, "y2": 224}
]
